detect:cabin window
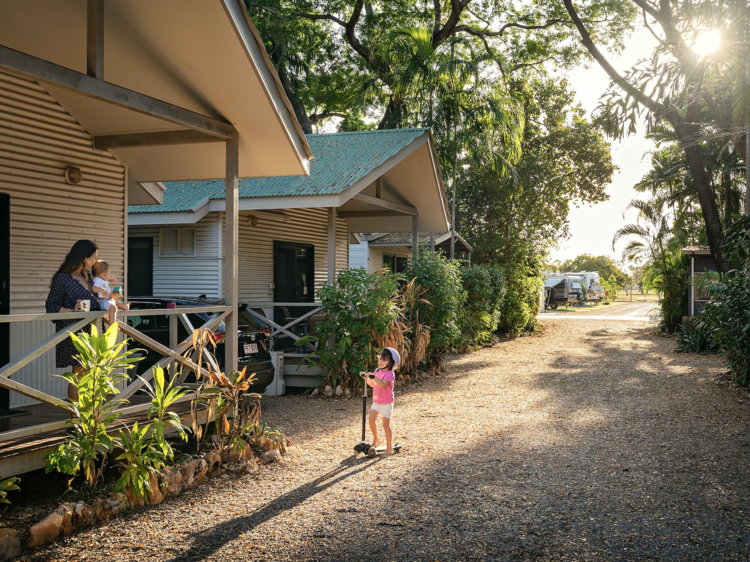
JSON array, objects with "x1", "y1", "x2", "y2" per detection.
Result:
[
  {"x1": 159, "y1": 229, "x2": 195, "y2": 257},
  {"x1": 383, "y1": 254, "x2": 408, "y2": 274}
]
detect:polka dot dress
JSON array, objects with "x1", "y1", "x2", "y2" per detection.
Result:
[{"x1": 45, "y1": 273, "x2": 102, "y2": 369}]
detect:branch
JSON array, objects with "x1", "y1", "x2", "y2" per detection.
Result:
[
  {"x1": 562, "y1": 0, "x2": 665, "y2": 115},
  {"x1": 432, "y1": 0, "x2": 473, "y2": 48},
  {"x1": 641, "y1": 10, "x2": 662, "y2": 44},
  {"x1": 309, "y1": 110, "x2": 348, "y2": 124},
  {"x1": 453, "y1": 19, "x2": 568, "y2": 39},
  {"x1": 433, "y1": 0, "x2": 442, "y2": 36}
]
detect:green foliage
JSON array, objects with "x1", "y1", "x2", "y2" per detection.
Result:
[
  {"x1": 298, "y1": 268, "x2": 400, "y2": 388},
  {"x1": 45, "y1": 323, "x2": 139, "y2": 487},
  {"x1": 0, "y1": 472, "x2": 20, "y2": 514},
  {"x1": 560, "y1": 254, "x2": 630, "y2": 287},
  {"x1": 460, "y1": 264, "x2": 506, "y2": 346},
  {"x1": 695, "y1": 216, "x2": 750, "y2": 385},
  {"x1": 207, "y1": 368, "x2": 264, "y2": 455},
  {"x1": 497, "y1": 257, "x2": 544, "y2": 335},
  {"x1": 113, "y1": 422, "x2": 166, "y2": 502},
  {"x1": 675, "y1": 322, "x2": 720, "y2": 355},
  {"x1": 403, "y1": 247, "x2": 467, "y2": 350},
  {"x1": 139, "y1": 367, "x2": 191, "y2": 461}
]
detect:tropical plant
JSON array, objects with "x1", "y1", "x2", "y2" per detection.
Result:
[
  {"x1": 180, "y1": 327, "x2": 218, "y2": 452},
  {"x1": 298, "y1": 268, "x2": 399, "y2": 389},
  {"x1": 113, "y1": 421, "x2": 166, "y2": 502},
  {"x1": 375, "y1": 277, "x2": 432, "y2": 378},
  {"x1": 614, "y1": 199, "x2": 688, "y2": 332},
  {"x1": 45, "y1": 323, "x2": 139, "y2": 487},
  {"x1": 0, "y1": 472, "x2": 20, "y2": 516},
  {"x1": 675, "y1": 322, "x2": 721, "y2": 354},
  {"x1": 138, "y1": 367, "x2": 191, "y2": 461},
  {"x1": 207, "y1": 367, "x2": 262, "y2": 457},
  {"x1": 402, "y1": 247, "x2": 466, "y2": 368},
  {"x1": 694, "y1": 216, "x2": 750, "y2": 384}
]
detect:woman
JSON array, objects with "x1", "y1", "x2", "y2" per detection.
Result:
[{"x1": 46, "y1": 240, "x2": 120, "y2": 400}]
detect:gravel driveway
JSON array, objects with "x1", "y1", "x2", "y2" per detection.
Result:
[{"x1": 31, "y1": 319, "x2": 750, "y2": 561}]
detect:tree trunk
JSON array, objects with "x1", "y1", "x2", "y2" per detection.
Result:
[{"x1": 269, "y1": 41, "x2": 314, "y2": 135}]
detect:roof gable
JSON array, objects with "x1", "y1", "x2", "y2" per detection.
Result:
[{"x1": 130, "y1": 129, "x2": 429, "y2": 214}]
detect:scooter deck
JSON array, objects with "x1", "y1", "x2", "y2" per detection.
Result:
[{"x1": 366, "y1": 443, "x2": 402, "y2": 457}]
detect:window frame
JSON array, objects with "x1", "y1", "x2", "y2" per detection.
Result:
[{"x1": 159, "y1": 228, "x2": 196, "y2": 257}]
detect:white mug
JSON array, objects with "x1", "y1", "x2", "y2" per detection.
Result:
[{"x1": 80, "y1": 300, "x2": 90, "y2": 312}]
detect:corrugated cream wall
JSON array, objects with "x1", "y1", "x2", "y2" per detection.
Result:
[
  {"x1": 0, "y1": 70, "x2": 126, "y2": 407},
  {"x1": 129, "y1": 208, "x2": 349, "y2": 302},
  {"x1": 129, "y1": 214, "x2": 221, "y2": 298}
]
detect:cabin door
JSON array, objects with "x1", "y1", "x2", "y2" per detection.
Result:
[
  {"x1": 273, "y1": 242, "x2": 314, "y2": 349},
  {"x1": 127, "y1": 237, "x2": 154, "y2": 297},
  {"x1": 0, "y1": 194, "x2": 9, "y2": 409}
]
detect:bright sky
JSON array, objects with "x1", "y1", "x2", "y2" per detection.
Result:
[{"x1": 550, "y1": 27, "x2": 659, "y2": 267}]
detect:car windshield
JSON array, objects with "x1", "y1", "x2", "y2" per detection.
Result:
[{"x1": 236, "y1": 310, "x2": 267, "y2": 332}]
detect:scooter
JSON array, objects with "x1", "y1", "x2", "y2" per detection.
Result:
[{"x1": 353, "y1": 373, "x2": 401, "y2": 458}]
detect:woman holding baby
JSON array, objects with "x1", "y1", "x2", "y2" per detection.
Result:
[{"x1": 45, "y1": 240, "x2": 121, "y2": 400}]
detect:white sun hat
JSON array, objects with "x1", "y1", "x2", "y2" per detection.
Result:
[{"x1": 384, "y1": 347, "x2": 401, "y2": 369}]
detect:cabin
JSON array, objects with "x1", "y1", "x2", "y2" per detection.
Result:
[
  {"x1": 350, "y1": 231, "x2": 472, "y2": 274},
  {"x1": 0, "y1": 0, "x2": 312, "y2": 476},
  {"x1": 683, "y1": 246, "x2": 716, "y2": 317},
  {"x1": 128, "y1": 129, "x2": 451, "y2": 389}
]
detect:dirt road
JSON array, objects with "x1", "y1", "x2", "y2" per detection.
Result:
[
  {"x1": 30, "y1": 319, "x2": 750, "y2": 561},
  {"x1": 542, "y1": 301, "x2": 659, "y2": 321}
]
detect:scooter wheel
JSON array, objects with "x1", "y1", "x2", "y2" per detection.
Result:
[{"x1": 366, "y1": 447, "x2": 377, "y2": 458}]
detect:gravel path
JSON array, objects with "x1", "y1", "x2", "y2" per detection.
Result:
[{"x1": 30, "y1": 319, "x2": 750, "y2": 561}]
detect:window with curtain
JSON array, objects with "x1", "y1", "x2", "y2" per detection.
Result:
[{"x1": 159, "y1": 229, "x2": 196, "y2": 256}]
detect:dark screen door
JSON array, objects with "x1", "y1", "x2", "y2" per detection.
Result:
[
  {"x1": 127, "y1": 237, "x2": 154, "y2": 297},
  {"x1": 0, "y1": 194, "x2": 9, "y2": 408},
  {"x1": 273, "y1": 242, "x2": 314, "y2": 349}
]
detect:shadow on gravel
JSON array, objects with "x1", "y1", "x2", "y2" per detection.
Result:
[{"x1": 166, "y1": 456, "x2": 383, "y2": 562}]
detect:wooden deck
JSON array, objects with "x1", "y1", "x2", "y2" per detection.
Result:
[{"x1": 0, "y1": 398, "x2": 205, "y2": 477}]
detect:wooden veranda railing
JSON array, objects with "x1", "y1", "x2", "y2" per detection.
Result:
[
  {"x1": 0, "y1": 306, "x2": 231, "y2": 442},
  {"x1": 244, "y1": 302, "x2": 323, "y2": 352}
]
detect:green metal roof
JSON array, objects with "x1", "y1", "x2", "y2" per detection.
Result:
[{"x1": 129, "y1": 128, "x2": 429, "y2": 214}]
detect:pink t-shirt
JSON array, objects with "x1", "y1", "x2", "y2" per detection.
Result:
[{"x1": 372, "y1": 369, "x2": 395, "y2": 404}]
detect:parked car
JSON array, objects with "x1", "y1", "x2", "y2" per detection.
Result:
[{"x1": 126, "y1": 297, "x2": 274, "y2": 394}]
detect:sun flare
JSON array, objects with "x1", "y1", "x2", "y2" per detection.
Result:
[{"x1": 691, "y1": 30, "x2": 721, "y2": 56}]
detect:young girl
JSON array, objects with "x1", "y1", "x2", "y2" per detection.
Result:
[{"x1": 360, "y1": 347, "x2": 400, "y2": 455}]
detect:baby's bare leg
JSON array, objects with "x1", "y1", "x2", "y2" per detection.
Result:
[
  {"x1": 107, "y1": 304, "x2": 117, "y2": 325},
  {"x1": 115, "y1": 301, "x2": 130, "y2": 311}
]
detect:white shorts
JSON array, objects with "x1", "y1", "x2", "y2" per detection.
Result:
[
  {"x1": 98, "y1": 298, "x2": 116, "y2": 311},
  {"x1": 371, "y1": 402, "x2": 393, "y2": 419}
]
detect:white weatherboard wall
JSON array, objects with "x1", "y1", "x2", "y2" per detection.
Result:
[
  {"x1": 349, "y1": 240, "x2": 368, "y2": 271},
  {"x1": 129, "y1": 208, "x2": 349, "y2": 301},
  {"x1": 354, "y1": 245, "x2": 411, "y2": 274},
  {"x1": 0, "y1": 70, "x2": 126, "y2": 407}
]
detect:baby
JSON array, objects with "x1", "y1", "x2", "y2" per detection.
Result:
[{"x1": 92, "y1": 261, "x2": 129, "y2": 324}]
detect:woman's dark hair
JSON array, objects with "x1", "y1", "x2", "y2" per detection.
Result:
[
  {"x1": 379, "y1": 348, "x2": 395, "y2": 371},
  {"x1": 53, "y1": 240, "x2": 98, "y2": 286}
]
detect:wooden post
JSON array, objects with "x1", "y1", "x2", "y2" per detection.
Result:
[
  {"x1": 169, "y1": 314, "x2": 178, "y2": 376},
  {"x1": 412, "y1": 215, "x2": 418, "y2": 263},
  {"x1": 327, "y1": 208, "x2": 336, "y2": 285},
  {"x1": 429, "y1": 232, "x2": 435, "y2": 254},
  {"x1": 87, "y1": 0, "x2": 104, "y2": 80},
  {"x1": 225, "y1": 138, "x2": 239, "y2": 373},
  {"x1": 375, "y1": 177, "x2": 383, "y2": 199}
]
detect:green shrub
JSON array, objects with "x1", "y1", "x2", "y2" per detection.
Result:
[
  {"x1": 642, "y1": 241, "x2": 688, "y2": 333},
  {"x1": 675, "y1": 322, "x2": 720, "y2": 354},
  {"x1": 403, "y1": 247, "x2": 467, "y2": 350},
  {"x1": 460, "y1": 264, "x2": 506, "y2": 346},
  {"x1": 45, "y1": 323, "x2": 139, "y2": 488},
  {"x1": 298, "y1": 268, "x2": 400, "y2": 388},
  {"x1": 696, "y1": 216, "x2": 750, "y2": 384},
  {"x1": 497, "y1": 260, "x2": 543, "y2": 334}
]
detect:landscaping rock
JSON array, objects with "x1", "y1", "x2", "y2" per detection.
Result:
[
  {"x1": 0, "y1": 528, "x2": 21, "y2": 560},
  {"x1": 182, "y1": 458, "x2": 208, "y2": 490},
  {"x1": 416, "y1": 370, "x2": 428, "y2": 379},
  {"x1": 159, "y1": 466, "x2": 183, "y2": 497},
  {"x1": 223, "y1": 460, "x2": 257, "y2": 476},
  {"x1": 205, "y1": 451, "x2": 222, "y2": 477},
  {"x1": 93, "y1": 498, "x2": 115, "y2": 523},
  {"x1": 71, "y1": 502, "x2": 95, "y2": 529},
  {"x1": 335, "y1": 385, "x2": 343, "y2": 397},
  {"x1": 260, "y1": 449, "x2": 282, "y2": 465},
  {"x1": 147, "y1": 471, "x2": 164, "y2": 506},
  {"x1": 402, "y1": 375, "x2": 412, "y2": 385},
  {"x1": 344, "y1": 388, "x2": 352, "y2": 399},
  {"x1": 108, "y1": 498, "x2": 125, "y2": 516},
  {"x1": 124, "y1": 486, "x2": 146, "y2": 507},
  {"x1": 26, "y1": 512, "x2": 62, "y2": 549},
  {"x1": 324, "y1": 385, "x2": 334, "y2": 398},
  {"x1": 258, "y1": 437, "x2": 275, "y2": 451},
  {"x1": 222, "y1": 443, "x2": 253, "y2": 463},
  {"x1": 311, "y1": 388, "x2": 319, "y2": 397},
  {"x1": 56, "y1": 502, "x2": 74, "y2": 537}
]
